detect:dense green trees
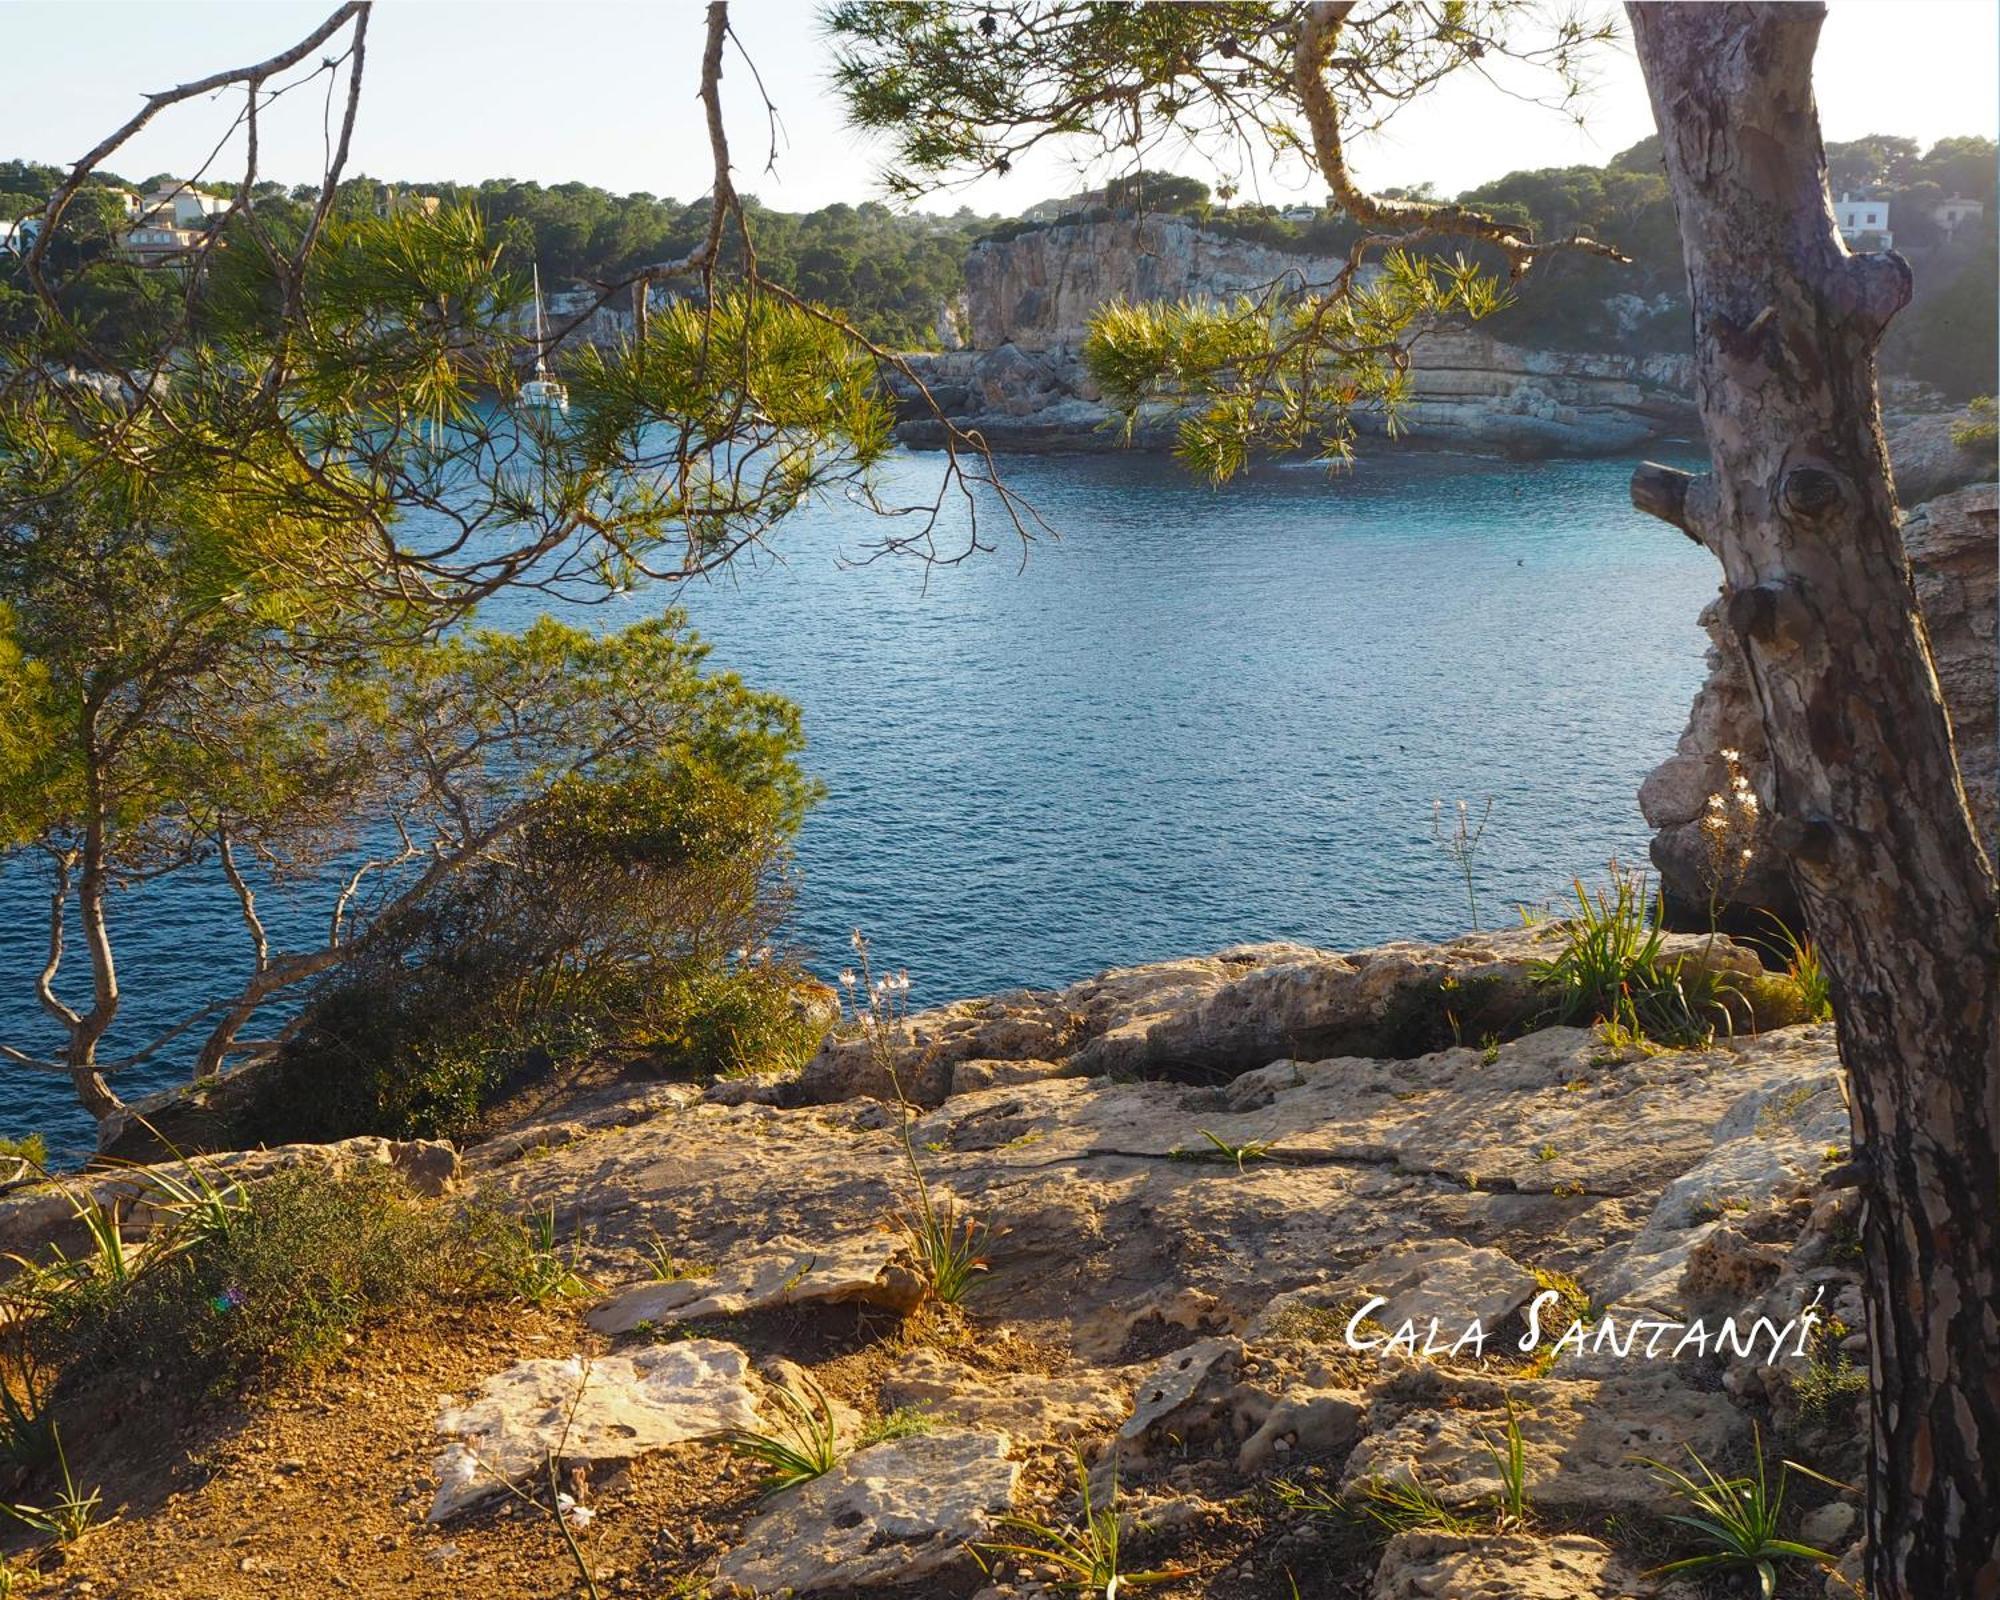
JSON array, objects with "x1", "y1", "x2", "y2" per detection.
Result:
[
  {"x1": 0, "y1": 19, "x2": 892, "y2": 1139},
  {"x1": 5, "y1": 132, "x2": 1988, "y2": 375},
  {"x1": 1, "y1": 160, "x2": 993, "y2": 350},
  {"x1": 346, "y1": 180, "x2": 991, "y2": 347}
]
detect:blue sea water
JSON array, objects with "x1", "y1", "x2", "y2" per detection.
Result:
[{"x1": 0, "y1": 444, "x2": 1718, "y2": 1157}]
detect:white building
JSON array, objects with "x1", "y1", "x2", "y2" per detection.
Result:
[
  {"x1": 0, "y1": 216, "x2": 40, "y2": 255},
  {"x1": 119, "y1": 223, "x2": 203, "y2": 264},
  {"x1": 140, "y1": 187, "x2": 228, "y2": 230},
  {"x1": 1833, "y1": 194, "x2": 1893, "y2": 249},
  {"x1": 1932, "y1": 197, "x2": 1986, "y2": 239}
]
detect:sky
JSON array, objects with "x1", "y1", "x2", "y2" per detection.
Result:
[{"x1": 0, "y1": 1, "x2": 1994, "y2": 215}]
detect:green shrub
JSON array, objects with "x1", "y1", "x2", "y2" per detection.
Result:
[
  {"x1": 244, "y1": 761, "x2": 813, "y2": 1141},
  {"x1": 1951, "y1": 395, "x2": 1997, "y2": 450},
  {"x1": 1531, "y1": 871, "x2": 1738, "y2": 1048},
  {"x1": 647, "y1": 963, "x2": 828, "y2": 1079},
  {"x1": 45, "y1": 1167, "x2": 481, "y2": 1390},
  {"x1": 0, "y1": 1134, "x2": 46, "y2": 1170}
]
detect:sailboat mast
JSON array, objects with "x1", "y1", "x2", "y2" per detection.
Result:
[{"x1": 532, "y1": 263, "x2": 548, "y2": 377}]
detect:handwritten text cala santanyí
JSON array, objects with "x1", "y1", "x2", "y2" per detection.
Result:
[{"x1": 1342, "y1": 1286, "x2": 1829, "y2": 1367}]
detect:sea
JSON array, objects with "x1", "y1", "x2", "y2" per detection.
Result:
[{"x1": 0, "y1": 443, "x2": 1719, "y2": 1157}]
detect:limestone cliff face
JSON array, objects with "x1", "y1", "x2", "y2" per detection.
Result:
[
  {"x1": 1642, "y1": 479, "x2": 1997, "y2": 923},
  {"x1": 893, "y1": 215, "x2": 1696, "y2": 457},
  {"x1": 961, "y1": 215, "x2": 1352, "y2": 353}
]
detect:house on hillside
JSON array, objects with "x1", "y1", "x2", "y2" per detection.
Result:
[
  {"x1": 139, "y1": 186, "x2": 229, "y2": 230},
  {"x1": 117, "y1": 182, "x2": 229, "y2": 264},
  {"x1": 1833, "y1": 193, "x2": 1893, "y2": 249},
  {"x1": 1932, "y1": 196, "x2": 1986, "y2": 240},
  {"x1": 119, "y1": 223, "x2": 205, "y2": 264},
  {"x1": 0, "y1": 216, "x2": 40, "y2": 255},
  {"x1": 378, "y1": 186, "x2": 442, "y2": 219}
]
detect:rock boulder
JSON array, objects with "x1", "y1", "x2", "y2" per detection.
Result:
[{"x1": 1642, "y1": 481, "x2": 1996, "y2": 923}]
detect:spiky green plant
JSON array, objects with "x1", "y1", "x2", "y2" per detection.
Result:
[
  {"x1": 849, "y1": 931, "x2": 993, "y2": 1307},
  {"x1": 0, "y1": 1355, "x2": 56, "y2": 1472},
  {"x1": 976, "y1": 1453, "x2": 1187, "y2": 1592},
  {"x1": 485, "y1": 1205, "x2": 596, "y2": 1306},
  {"x1": 1344, "y1": 1473, "x2": 1471, "y2": 1536},
  {"x1": 2, "y1": 1428, "x2": 101, "y2": 1544},
  {"x1": 1640, "y1": 1430, "x2": 1841, "y2": 1598},
  {"x1": 1764, "y1": 914, "x2": 1834, "y2": 1023},
  {"x1": 1477, "y1": 1395, "x2": 1531, "y2": 1531},
  {"x1": 895, "y1": 1161, "x2": 990, "y2": 1306},
  {"x1": 717, "y1": 1375, "x2": 841, "y2": 1494},
  {"x1": 1531, "y1": 869, "x2": 1737, "y2": 1048},
  {"x1": 144, "y1": 1158, "x2": 250, "y2": 1255},
  {"x1": 639, "y1": 1234, "x2": 713, "y2": 1283},
  {"x1": 1170, "y1": 1128, "x2": 1278, "y2": 1173},
  {"x1": 1278, "y1": 1393, "x2": 1533, "y2": 1537}
]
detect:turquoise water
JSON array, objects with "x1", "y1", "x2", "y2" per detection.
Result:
[{"x1": 0, "y1": 445, "x2": 1717, "y2": 1155}]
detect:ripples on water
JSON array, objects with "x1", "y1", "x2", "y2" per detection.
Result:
[{"x1": 0, "y1": 445, "x2": 1716, "y2": 1154}]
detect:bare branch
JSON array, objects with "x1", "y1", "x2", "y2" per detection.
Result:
[
  {"x1": 1630, "y1": 461, "x2": 1719, "y2": 550},
  {"x1": 23, "y1": 2, "x2": 369, "y2": 300},
  {"x1": 1294, "y1": 0, "x2": 1629, "y2": 278}
]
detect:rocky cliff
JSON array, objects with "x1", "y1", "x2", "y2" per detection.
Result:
[
  {"x1": 893, "y1": 215, "x2": 1697, "y2": 457},
  {"x1": 1642, "y1": 470, "x2": 1998, "y2": 925}
]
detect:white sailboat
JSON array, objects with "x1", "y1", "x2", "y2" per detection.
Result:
[{"x1": 520, "y1": 263, "x2": 569, "y2": 413}]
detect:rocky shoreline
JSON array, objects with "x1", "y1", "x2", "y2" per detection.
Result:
[
  {"x1": 889, "y1": 216, "x2": 1698, "y2": 459},
  {"x1": 1, "y1": 927, "x2": 1871, "y2": 1597}
]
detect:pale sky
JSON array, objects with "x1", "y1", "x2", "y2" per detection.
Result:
[{"x1": 0, "y1": 1, "x2": 1993, "y2": 213}]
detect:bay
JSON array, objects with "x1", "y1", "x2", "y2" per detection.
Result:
[{"x1": 0, "y1": 444, "x2": 1717, "y2": 1156}]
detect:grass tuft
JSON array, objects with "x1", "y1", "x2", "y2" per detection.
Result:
[
  {"x1": 480, "y1": 1204, "x2": 598, "y2": 1307},
  {"x1": 976, "y1": 1452, "x2": 1187, "y2": 1591},
  {"x1": 1531, "y1": 868, "x2": 1737, "y2": 1049},
  {"x1": 717, "y1": 1375, "x2": 840, "y2": 1494},
  {"x1": 1640, "y1": 1428, "x2": 1842, "y2": 1598}
]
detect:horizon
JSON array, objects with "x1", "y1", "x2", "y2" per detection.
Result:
[{"x1": 1, "y1": 0, "x2": 1994, "y2": 213}]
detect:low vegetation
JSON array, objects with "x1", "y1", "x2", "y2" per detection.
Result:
[
  {"x1": 716, "y1": 1375, "x2": 842, "y2": 1495},
  {"x1": 0, "y1": 1160, "x2": 519, "y2": 1572},
  {"x1": 1531, "y1": 870, "x2": 1740, "y2": 1048},
  {"x1": 242, "y1": 759, "x2": 819, "y2": 1144},
  {"x1": 1280, "y1": 1394, "x2": 1533, "y2": 1537},
  {"x1": 1641, "y1": 1431, "x2": 1842, "y2": 1597},
  {"x1": 1950, "y1": 394, "x2": 1997, "y2": 449},
  {"x1": 18, "y1": 1167, "x2": 485, "y2": 1392},
  {"x1": 479, "y1": 1203, "x2": 599, "y2": 1307},
  {"x1": 977, "y1": 1453, "x2": 1185, "y2": 1593},
  {"x1": 842, "y1": 931, "x2": 994, "y2": 1308},
  {"x1": 1169, "y1": 1129, "x2": 1279, "y2": 1172}
]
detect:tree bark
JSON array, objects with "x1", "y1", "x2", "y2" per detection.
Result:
[{"x1": 1627, "y1": 7, "x2": 2000, "y2": 1595}]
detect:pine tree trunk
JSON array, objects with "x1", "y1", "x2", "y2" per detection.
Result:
[{"x1": 1627, "y1": 6, "x2": 2000, "y2": 1594}]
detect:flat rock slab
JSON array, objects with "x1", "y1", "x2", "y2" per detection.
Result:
[
  {"x1": 473, "y1": 1016, "x2": 1843, "y2": 1346},
  {"x1": 430, "y1": 1340, "x2": 758, "y2": 1521},
  {"x1": 878, "y1": 1349, "x2": 1127, "y2": 1443},
  {"x1": 1345, "y1": 1240, "x2": 1538, "y2": 1335},
  {"x1": 715, "y1": 1430, "x2": 1019, "y2": 1594},
  {"x1": 1341, "y1": 1371, "x2": 1743, "y2": 1515},
  {"x1": 589, "y1": 1234, "x2": 925, "y2": 1333},
  {"x1": 1371, "y1": 1530, "x2": 1652, "y2": 1599},
  {"x1": 1119, "y1": 1337, "x2": 1242, "y2": 1442}
]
